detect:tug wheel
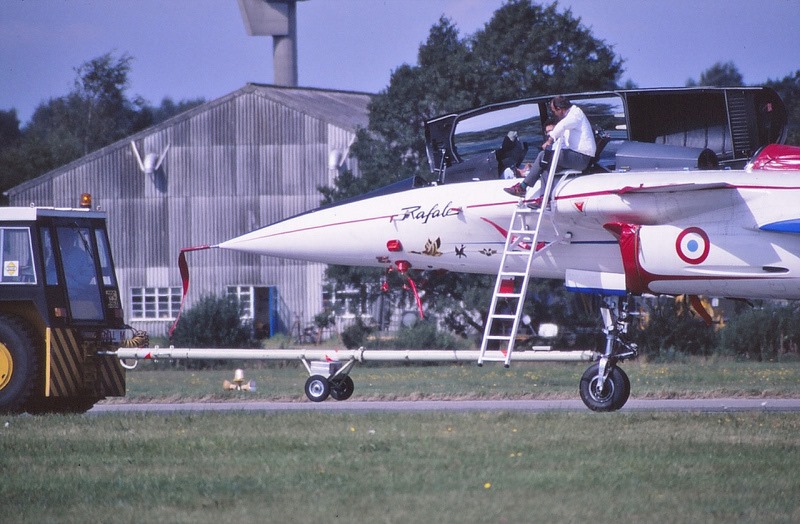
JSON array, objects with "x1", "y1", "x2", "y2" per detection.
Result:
[
  {"x1": 579, "y1": 363, "x2": 630, "y2": 412},
  {"x1": 330, "y1": 376, "x2": 355, "y2": 401},
  {"x1": 0, "y1": 314, "x2": 38, "y2": 414},
  {"x1": 304, "y1": 375, "x2": 330, "y2": 402}
]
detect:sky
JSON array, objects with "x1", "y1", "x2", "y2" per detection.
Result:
[{"x1": 1, "y1": 0, "x2": 799, "y2": 126}]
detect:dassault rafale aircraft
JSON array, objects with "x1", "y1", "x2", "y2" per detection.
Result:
[{"x1": 175, "y1": 86, "x2": 800, "y2": 411}]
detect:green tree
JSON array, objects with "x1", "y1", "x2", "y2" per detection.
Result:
[
  {"x1": 0, "y1": 109, "x2": 21, "y2": 148},
  {"x1": 140, "y1": 96, "x2": 206, "y2": 126},
  {"x1": 0, "y1": 52, "x2": 206, "y2": 198},
  {"x1": 766, "y1": 70, "x2": 800, "y2": 145},
  {"x1": 0, "y1": 109, "x2": 25, "y2": 194},
  {"x1": 71, "y1": 52, "x2": 144, "y2": 155},
  {"x1": 471, "y1": 0, "x2": 622, "y2": 102},
  {"x1": 321, "y1": 0, "x2": 624, "y2": 339},
  {"x1": 0, "y1": 52, "x2": 143, "y2": 192},
  {"x1": 687, "y1": 61, "x2": 744, "y2": 87}
]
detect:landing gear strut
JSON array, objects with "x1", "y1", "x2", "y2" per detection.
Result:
[{"x1": 579, "y1": 295, "x2": 639, "y2": 411}]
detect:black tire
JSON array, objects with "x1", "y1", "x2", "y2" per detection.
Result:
[
  {"x1": 616, "y1": 366, "x2": 631, "y2": 408},
  {"x1": 579, "y1": 363, "x2": 630, "y2": 412},
  {"x1": 329, "y1": 375, "x2": 355, "y2": 401},
  {"x1": 25, "y1": 396, "x2": 98, "y2": 415},
  {"x1": 304, "y1": 375, "x2": 330, "y2": 402},
  {"x1": 0, "y1": 314, "x2": 39, "y2": 414}
]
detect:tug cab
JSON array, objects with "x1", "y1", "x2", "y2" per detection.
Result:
[{"x1": 0, "y1": 200, "x2": 144, "y2": 414}]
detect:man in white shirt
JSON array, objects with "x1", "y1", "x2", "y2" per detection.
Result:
[{"x1": 504, "y1": 96, "x2": 596, "y2": 203}]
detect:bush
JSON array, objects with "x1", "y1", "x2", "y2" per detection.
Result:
[
  {"x1": 718, "y1": 304, "x2": 800, "y2": 361},
  {"x1": 170, "y1": 294, "x2": 256, "y2": 350},
  {"x1": 391, "y1": 319, "x2": 467, "y2": 350},
  {"x1": 260, "y1": 334, "x2": 293, "y2": 349},
  {"x1": 341, "y1": 318, "x2": 373, "y2": 349},
  {"x1": 633, "y1": 296, "x2": 717, "y2": 360}
]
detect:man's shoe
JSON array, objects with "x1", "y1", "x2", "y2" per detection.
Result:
[
  {"x1": 504, "y1": 183, "x2": 526, "y2": 197},
  {"x1": 526, "y1": 196, "x2": 543, "y2": 209}
]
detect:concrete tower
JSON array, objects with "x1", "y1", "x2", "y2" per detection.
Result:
[{"x1": 237, "y1": 0, "x2": 302, "y2": 86}]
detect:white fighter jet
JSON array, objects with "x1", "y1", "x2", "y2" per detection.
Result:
[{"x1": 203, "y1": 87, "x2": 799, "y2": 410}]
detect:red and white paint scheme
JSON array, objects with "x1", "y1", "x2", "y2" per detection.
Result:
[{"x1": 219, "y1": 144, "x2": 800, "y2": 302}]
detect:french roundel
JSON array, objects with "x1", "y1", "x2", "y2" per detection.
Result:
[{"x1": 675, "y1": 227, "x2": 710, "y2": 265}]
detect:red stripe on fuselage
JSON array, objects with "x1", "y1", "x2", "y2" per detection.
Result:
[
  {"x1": 236, "y1": 213, "x2": 399, "y2": 242},
  {"x1": 554, "y1": 182, "x2": 800, "y2": 203},
  {"x1": 466, "y1": 199, "x2": 536, "y2": 209}
]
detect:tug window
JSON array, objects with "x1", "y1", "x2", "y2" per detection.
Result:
[
  {"x1": 57, "y1": 226, "x2": 103, "y2": 320},
  {"x1": 0, "y1": 227, "x2": 35, "y2": 284}
]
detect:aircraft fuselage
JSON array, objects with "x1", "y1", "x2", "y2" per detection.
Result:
[{"x1": 219, "y1": 168, "x2": 800, "y2": 300}]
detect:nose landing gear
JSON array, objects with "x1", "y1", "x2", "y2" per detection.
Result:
[{"x1": 579, "y1": 295, "x2": 639, "y2": 411}]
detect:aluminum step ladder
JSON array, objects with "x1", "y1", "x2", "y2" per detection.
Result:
[{"x1": 478, "y1": 138, "x2": 564, "y2": 367}]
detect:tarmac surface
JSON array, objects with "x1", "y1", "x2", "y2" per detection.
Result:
[{"x1": 90, "y1": 398, "x2": 800, "y2": 414}]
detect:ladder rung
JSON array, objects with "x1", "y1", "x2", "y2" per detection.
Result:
[
  {"x1": 482, "y1": 349, "x2": 511, "y2": 356},
  {"x1": 496, "y1": 293, "x2": 522, "y2": 299},
  {"x1": 489, "y1": 314, "x2": 517, "y2": 320},
  {"x1": 480, "y1": 356, "x2": 509, "y2": 363},
  {"x1": 484, "y1": 335, "x2": 513, "y2": 341}
]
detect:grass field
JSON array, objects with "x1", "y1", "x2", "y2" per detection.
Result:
[
  {"x1": 118, "y1": 359, "x2": 800, "y2": 402},
  {"x1": 3, "y1": 360, "x2": 800, "y2": 523},
  {"x1": 2, "y1": 411, "x2": 799, "y2": 523}
]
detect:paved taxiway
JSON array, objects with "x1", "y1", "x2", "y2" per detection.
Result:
[{"x1": 90, "y1": 398, "x2": 800, "y2": 414}]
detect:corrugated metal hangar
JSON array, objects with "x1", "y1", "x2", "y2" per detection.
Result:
[{"x1": 6, "y1": 83, "x2": 372, "y2": 338}]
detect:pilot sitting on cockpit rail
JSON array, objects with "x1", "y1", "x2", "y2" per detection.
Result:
[
  {"x1": 496, "y1": 130, "x2": 528, "y2": 179},
  {"x1": 504, "y1": 96, "x2": 596, "y2": 205}
]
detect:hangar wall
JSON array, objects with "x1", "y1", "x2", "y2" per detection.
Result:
[{"x1": 7, "y1": 83, "x2": 371, "y2": 337}]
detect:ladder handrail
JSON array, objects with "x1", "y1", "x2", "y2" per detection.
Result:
[
  {"x1": 478, "y1": 138, "x2": 564, "y2": 366},
  {"x1": 531, "y1": 137, "x2": 563, "y2": 244}
]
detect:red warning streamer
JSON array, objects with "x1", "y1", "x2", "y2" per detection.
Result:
[
  {"x1": 404, "y1": 275, "x2": 425, "y2": 319},
  {"x1": 169, "y1": 245, "x2": 212, "y2": 338}
]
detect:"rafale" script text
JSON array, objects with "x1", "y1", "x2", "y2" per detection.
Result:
[{"x1": 395, "y1": 202, "x2": 460, "y2": 224}]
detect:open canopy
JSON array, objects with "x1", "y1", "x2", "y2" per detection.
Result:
[{"x1": 425, "y1": 86, "x2": 787, "y2": 182}]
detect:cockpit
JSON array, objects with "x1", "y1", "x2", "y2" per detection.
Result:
[{"x1": 424, "y1": 87, "x2": 787, "y2": 185}]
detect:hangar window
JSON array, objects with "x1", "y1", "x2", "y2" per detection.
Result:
[
  {"x1": 227, "y1": 285, "x2": 254, "y2": 320},
  {"x1": 130, "y1": 286, "x2": 182, "y2": 320}
]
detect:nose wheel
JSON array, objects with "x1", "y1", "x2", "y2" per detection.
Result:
[
  {"x1": 579, "y1": 362, "x2": 630, "y2": 411},
  {"x1": 578, "y1": 294, "x2": 638, "y2": 411}
]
